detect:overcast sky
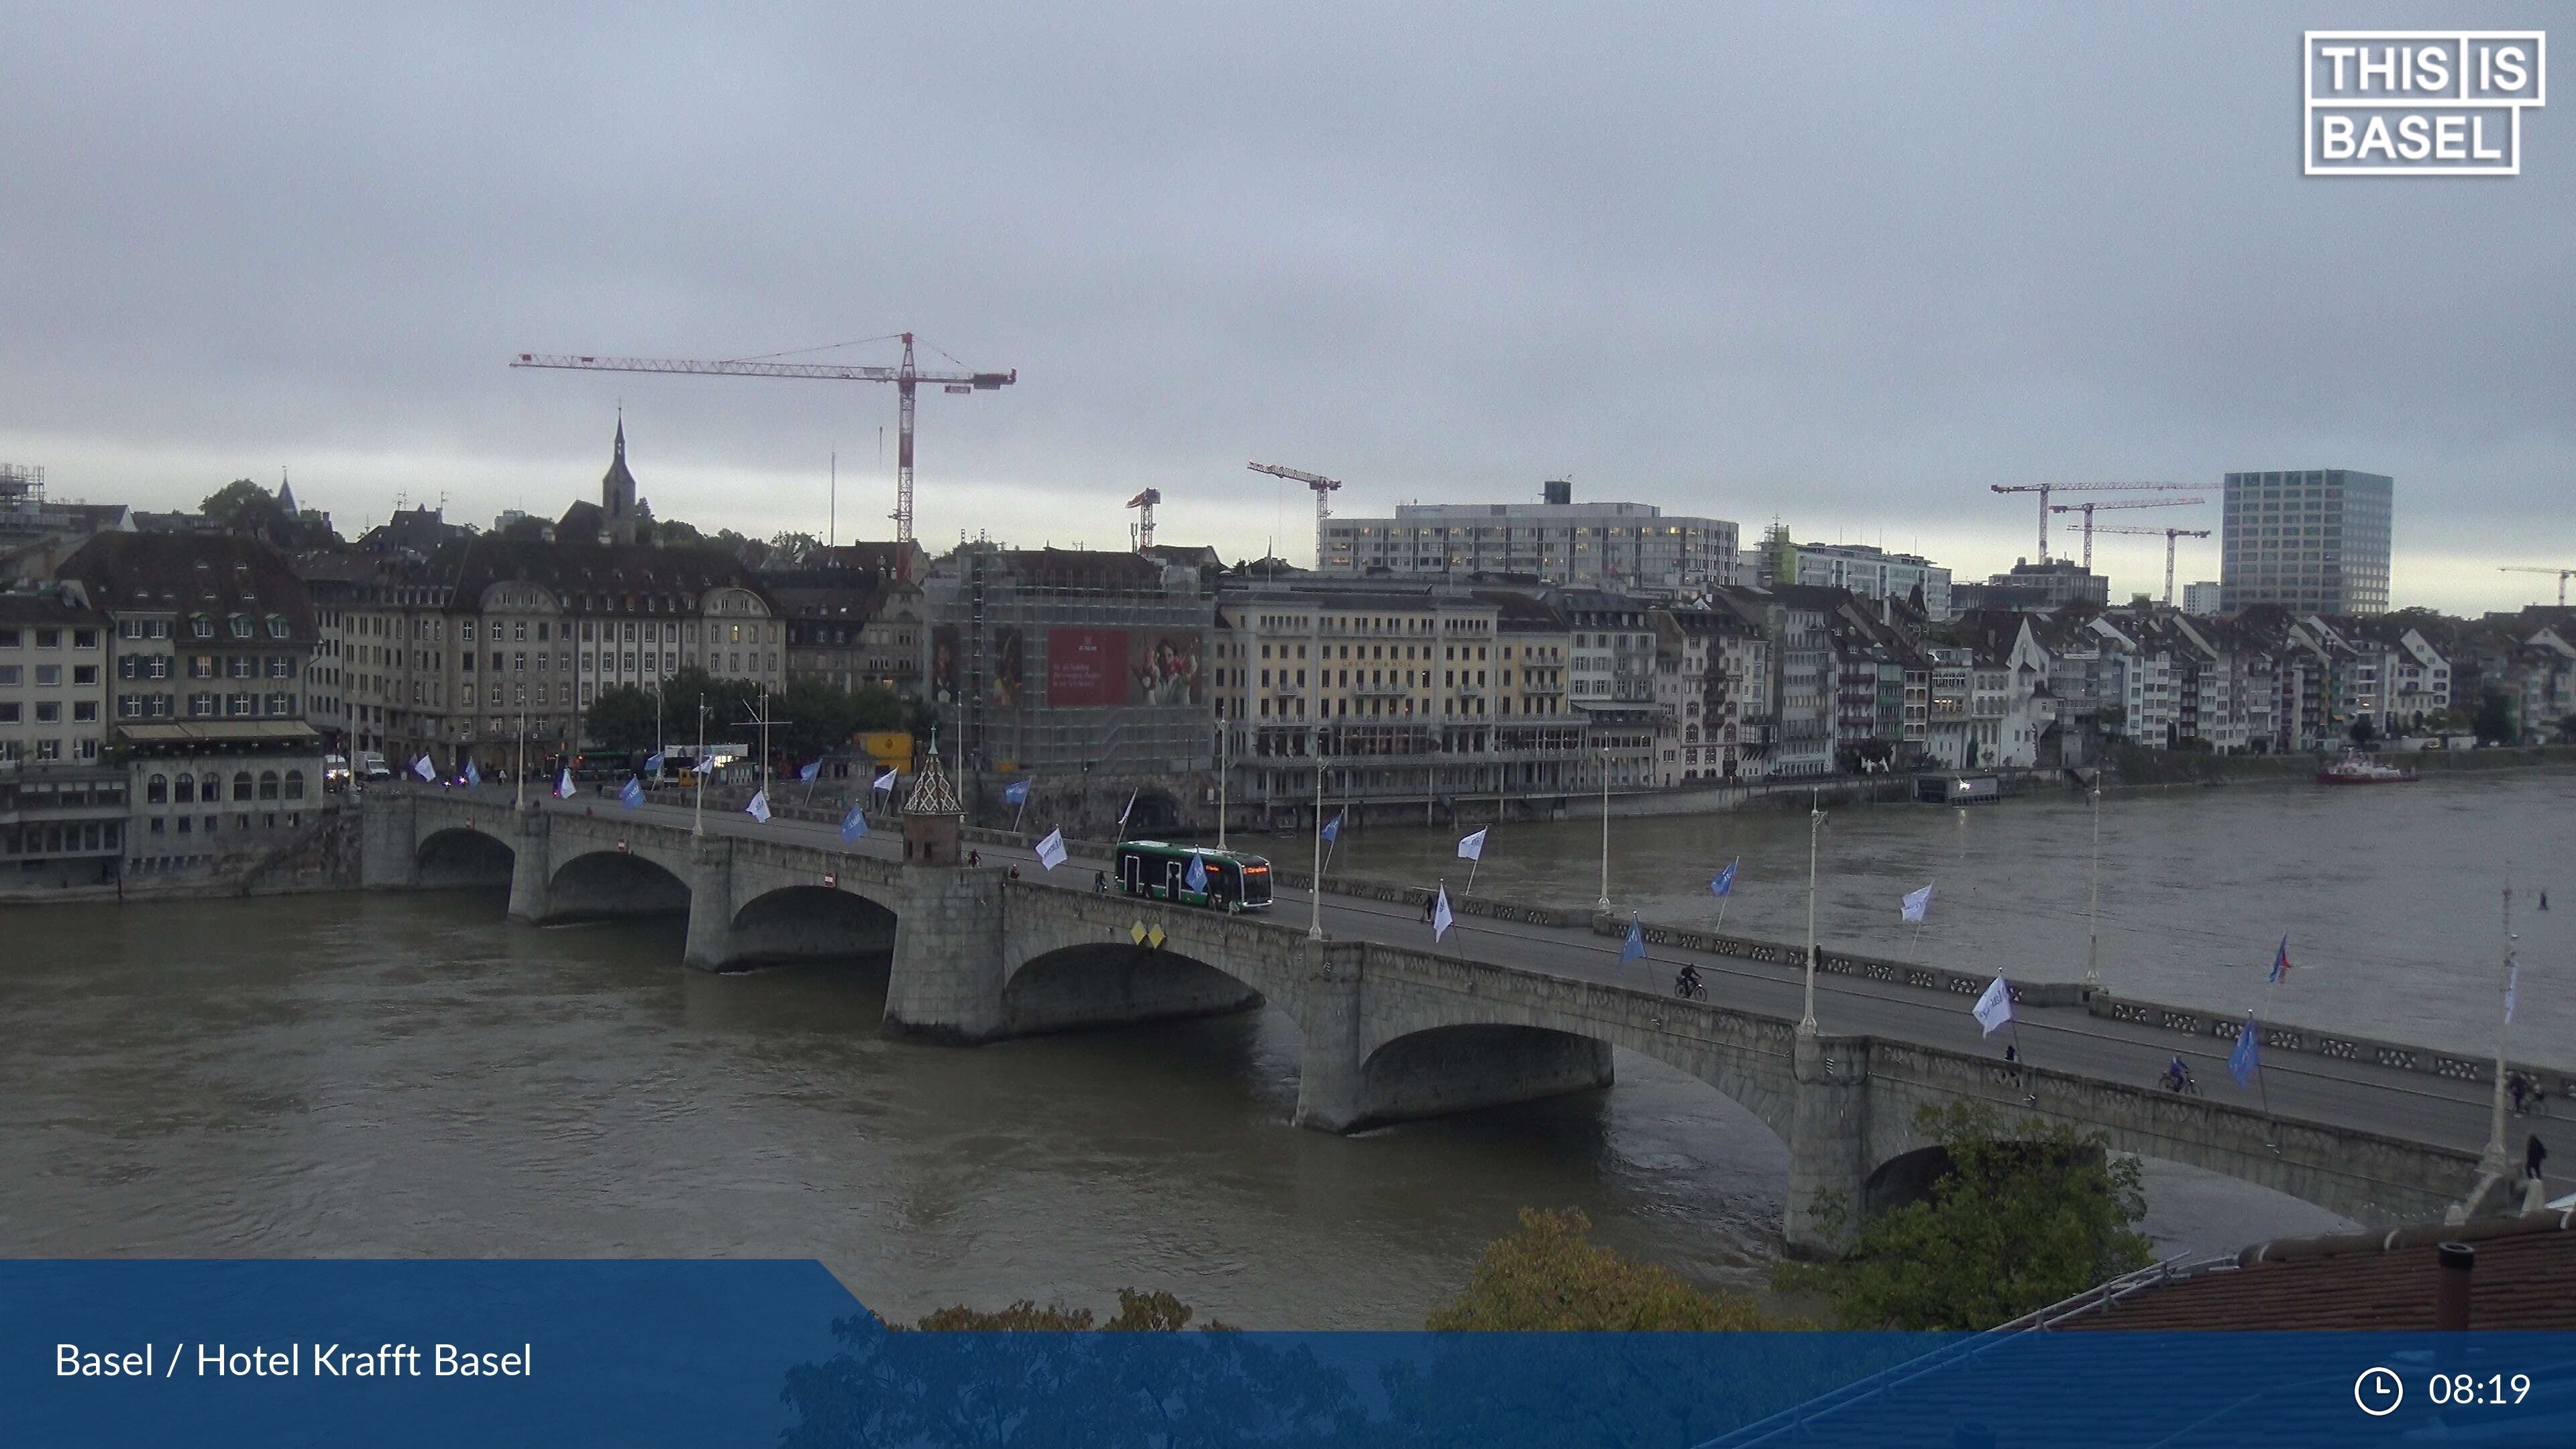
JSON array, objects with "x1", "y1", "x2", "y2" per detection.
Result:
[{"x1": 3, "y1": 4, "x2": 2567, "y2": 611}]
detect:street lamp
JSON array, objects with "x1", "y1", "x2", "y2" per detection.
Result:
[
  {"x1": 1595, "y1": 747, "x2": 1612, "y2": 914},
  {"x1": 692, "y1": 695, "x2": 708, "y2": 837},
  {"x1": 1801, "y1": 787, "x2": 1823, "y2": 1033},
  {"x1": 2477, "y1": 879, "x2": 2519, "y2": 1183},
  {"x1": 1308, "y1": 725, "x2": 1326, "y2": 941},
  {"x1": 2084, "y1": 784, "x2": 2104, "y2": 994}
]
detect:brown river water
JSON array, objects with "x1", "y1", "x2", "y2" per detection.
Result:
[{"x1": 1, "y1": 773, "x2": 2562, "y2": 1327}]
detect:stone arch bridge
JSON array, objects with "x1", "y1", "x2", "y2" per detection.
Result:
[{"x1": 364, "y1": 791, "x2": 2485, "y2": 1252}]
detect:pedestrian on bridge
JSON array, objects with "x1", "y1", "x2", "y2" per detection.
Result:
[
  {"x1": 1422, "y1": 883, "x2": 1442, "y2": 924},
  {"x1": 2530, "y1": 1133, "x2": 2550, "y2": 1182}
]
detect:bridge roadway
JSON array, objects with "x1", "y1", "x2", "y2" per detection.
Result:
[{"x1": 369, "y1": 786, "x2": 2557, "y2": 1247}]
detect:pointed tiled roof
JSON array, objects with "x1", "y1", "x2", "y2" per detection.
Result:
[{"x1": 904, "y1": 741, "x2": 963, "y2": 817}]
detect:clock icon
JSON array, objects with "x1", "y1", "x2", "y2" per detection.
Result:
[{"x1": 2355, "y1": 1366, "x2": 2405, "y2": 1417}]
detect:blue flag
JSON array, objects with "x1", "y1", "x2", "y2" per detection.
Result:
[
  {"x1": 1320, "y1": 810, "x2": 1343, "y2": 844},
  {"x1": 1004, "y1": 778, "x2": 1031, "y2": 806},
  {"x1": 619, "y1": 776, "x2": 643, "y2": 810},
  {"x1": 2267, "y1": 934, "x2": 2292, "y2": 983},
  {"x1": 643, "y1": 750, "x2": 664, "y2": 775},
  {"x1": 1621, "y1": 918, "x2": 1646, "y2": 961},
  {"x1": 799, "y1": 761, "x2": 821, "y2": 783},
  {"x1": 1185, "y1": 853, "x2": 1209, "y2": 892},
  {"x1": 839, "y1": 804, "x2": 867, "y2": 843},
  {"x1": 1710, "y1": 858, "x2": 1737, "y2": 897},
  {"x1": 2229, "y1": 1014, "x2": 2261, "y2": 1087},
  {"x1": 466, "y1": 759, "x2": 482, "y2": 788}
]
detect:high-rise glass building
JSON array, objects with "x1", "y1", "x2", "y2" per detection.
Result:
[{"x1": 2218, "y1": 469, "x2": 2391, "y2": 616}]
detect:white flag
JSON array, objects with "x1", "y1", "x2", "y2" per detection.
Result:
[
  {"x1": 873, "y1": 768, "x2": 897, "y2": 793},
  {"x1": 1118, "y1": 790, "x2": 1137, "y2": 826},
  {"x1": 1973, "y1": 974, "x2": 2014, "y2": 1036},
  {"x1": 1900, "y1": 883, "x2": 1935, "y2": 924},
  {"x1": 2506, "y1": 960, "x2": 2520, "y2": 1025},
  {"x1": 411, "y1": 755, "x2": 435, "y2": 782},
  {"x1": 1432, "y1": 887, "x2": 1455, "y2": 942},
  {"x1": 745, "y1": 789, "x2": 771, "y2": 822},
  {"x1": 554, "y1": 768, "x2": 576, "y2": 799},
  {"x1": 1457, "y1": 827, "x2": 1487, "y2": 861},
  {"x1": 1034, "y1": 828, "x2": 1068, "y2": 870}
]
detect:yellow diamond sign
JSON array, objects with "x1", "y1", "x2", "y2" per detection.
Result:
[
  {"x1": 1130, "y1": 920, "x2": 1148, "y2": 945},
  {"x1": 1148, "y1": 924, "x2": 1167, "y2": 950}
]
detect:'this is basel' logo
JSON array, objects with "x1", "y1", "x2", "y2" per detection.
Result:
[{"x1": 2306, "y1": 32, "x2": 2546, "y2": 175}]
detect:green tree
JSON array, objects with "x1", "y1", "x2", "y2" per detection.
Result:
[
  {"x1": 1777, "y1": 1100, "x2": 2151, "y2": 1330},
  {"x1": 1426, "y1": 1207, "x2": 1774, "y2": 1330},
  {"x1": 651, "y1": 519, "x2": 704, "y2": 547},
  {"x1": 2349, "y1": 714, "x2": 2379, "y2": 746},
  {"x1": 769, "y1": 529, "x2": 822, "y2": 560},
  {"x1": 586, "y1": 684, "x2": 660, "y2": 754},
  {"x1": 200, "y1": 478, "x2": 271, "y2": 520},
  {"x1": 2474, "y1": 690, "x2": 2517, "y2": 745}
]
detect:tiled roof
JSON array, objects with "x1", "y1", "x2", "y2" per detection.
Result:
[
  {"x1": 54, "y1": 533, "x2": 319, "y2": 639},
  {"x1": 0, "y1": 592, "x2": 108, "y2": 626},
  {"x1": 439, "y1": 536, "x2": 774, "y2": 615},
  {"x1": 2056, "y1": 1209, "x2": 2576, "y2": 1331}
]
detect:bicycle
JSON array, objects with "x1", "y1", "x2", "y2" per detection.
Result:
[
  {"x1": 2153, "y1": 1073, "x2": 2204, "y2": 1097},
  {"x1": 2510, "y1": 1084, "x2": 2552, "y2": 1118},
  {"x1": 1672, "y1": 976, "x2": 1709, "y2": 1002}
]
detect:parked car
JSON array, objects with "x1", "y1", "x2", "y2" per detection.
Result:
[{"x1": 355, "y1": 751, "x2": 392, "y2": 781}]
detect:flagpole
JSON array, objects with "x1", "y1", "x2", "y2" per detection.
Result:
[
  {"x1": 692, "y1": 695, "x2": 706, "y2": 838},
  {"x1": 1216, "y1": 718, "x2": 1228, "y2": 853},
  {"x1": 515, "y1": 709, "x2": 527, "y2": 811}
]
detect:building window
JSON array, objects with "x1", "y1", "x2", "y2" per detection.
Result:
[
  {"x1": 231, "y1": 771, "x2": 253, "y2": 802},
  {"x1": 148, "y1": 774, "x2": 168, "y2": 804},
  {"x1": 258, "y1": 771, "x2": 279, "y2": 800},
  {"x1": 285, "y1": 770, "x2": 305, "y2": 800}
]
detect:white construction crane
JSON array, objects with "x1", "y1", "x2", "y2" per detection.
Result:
[
  {"x1": 2500, "y1": 566, "x2": 2576, "y2": 606},
  {"x1": 511, "y1": 335, "x2": 1015, "y2": 545},
  {"x1": 1990, "y1": 482, "x2": 2196, "y2": 562},
  {"x1": 2047, "y1": 496, "x2": 2207, "y2": 569},
  {"x1": 2090, "y1": 524, "x2": 2213, "y2": 605},
  {"x1": 1246, "y1": 462, "x2": 1342, "y2": 568}
]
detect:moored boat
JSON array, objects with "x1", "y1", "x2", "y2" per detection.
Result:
[{"x1": 2315, "y1": 753, "x2": 2419, "y2": 785}]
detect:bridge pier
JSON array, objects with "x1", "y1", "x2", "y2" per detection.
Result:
[
  {"x1": 1785, "y1": 1028, "x2": 1872, "y2": 1257},
  {"x1": 504, "y1": 805, "x2": 552, "y2": 924},
  {"x1": 681, "y1": 834, "x2": 738, "y2": 971},
  {"x1": 881, "y1": 863, "x2": 1010, "y2": 1042},
  {"x1": 358, "y1": 792, "x2": 420, "y2": 890},
  {"x1": 1291, "y1": 939, "x2": 1371, "y2": 1131}
]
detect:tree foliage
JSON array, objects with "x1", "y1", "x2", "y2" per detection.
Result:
[
  {"x1": 583, "y1": 669, "x2": 906, "y2": 759},
  {"x1": 200, "y1": 478, "x2": 272, "y2": 520},
  {"x1": 2473, "y1": 690, "x2": 2517, "y2": 745},
  {"x1": 778, "y1": 1291, "x2": 1364, "y2": 1449},
  {"x1": 1425, "y1": 1207, "x2": 1774, "y2": 1331},
  {"x1": 770, "y1": 529, "x2": 822, "y2": 560},
  {"x1": 1776, "y1": 1101, "x2": 2151, "y2": 1330},
  {"x1": 2349, "y1": 714, "x2": 2379, "y2": 746}
]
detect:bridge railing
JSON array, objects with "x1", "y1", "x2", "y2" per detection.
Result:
[{"x1": 2087, "y1": 991, "x2": 2575, "y2": 1101}]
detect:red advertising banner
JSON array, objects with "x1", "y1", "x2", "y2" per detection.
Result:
[{"x1": 1046, "y1": 629, "x2": 1128, "y2": 708}]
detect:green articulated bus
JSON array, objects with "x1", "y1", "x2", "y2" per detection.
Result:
[{"x1": 1112, "y1": 841, "x2": 1274, "y2": 911}]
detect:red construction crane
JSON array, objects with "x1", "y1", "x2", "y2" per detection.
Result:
[
  {"x1": 1989, "y1": 482, "x2": 2196, "y2": 562},
  {"x1": 2499, "y1": 566, "x2": 2576, "y2": 606},
  {"x1": 1246, "y1": 462, "x2": 1342, "y2": 567},
  {"x1": 1126, "y1": 488, "x2": 1162, "y2": 552},
  {"x1": 2047, "y1": 496, "x2": 2206, "y2": 569},
  {"x1": 2092, "y1": 524, "x2": 2212, "y2": 605},
  {"x1": 511, "y1": 333, "x2": 1015, "y2": 545}
]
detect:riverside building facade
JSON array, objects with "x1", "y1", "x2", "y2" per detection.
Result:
[
  {"x1": 1318, "y1": 482, "x2": 1738, "y2": 597},
  {"x1": 2219, "y1": 469, "x2": 2393, "y2": 616}
]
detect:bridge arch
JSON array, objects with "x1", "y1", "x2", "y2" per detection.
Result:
[
  {"x1": 547, "y1": 849, "x2": 692, "y2": 921},
  {"x1": 723, "y1": 884, "x2": 900, "y2": 967},
  {"x1": 416, "y1": 826, "x2": 515, "y2": 890},
  {"x1": 1000, "y1": 942, "x2": 1266, "y2": 1037}
]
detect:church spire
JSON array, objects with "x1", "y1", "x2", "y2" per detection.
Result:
[{"x1": 602, "y1": 413, "x2": 639, "y2": 544}]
